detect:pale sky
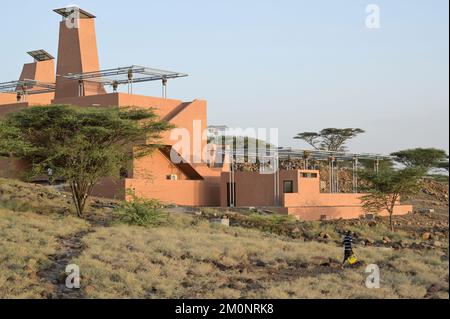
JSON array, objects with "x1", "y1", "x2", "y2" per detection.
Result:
[{"x1": 1, "y1": 0, "x2": 448, "y2": 154}]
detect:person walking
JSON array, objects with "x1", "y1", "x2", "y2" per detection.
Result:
[
  {"x1": 47, "y1": 167, "x2": 54, "y2": 185},
  {"x1": 342, "y1": 231, "x2": 354, "y2": 265}
]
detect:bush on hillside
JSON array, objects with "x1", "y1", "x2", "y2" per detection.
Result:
[{"x1": 114, "y1": 192, "x2": 169, "y2": 227}]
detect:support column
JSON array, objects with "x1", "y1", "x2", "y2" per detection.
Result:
[{"x1": 162, "y1": 77, "x2": 168, "y2": 99}]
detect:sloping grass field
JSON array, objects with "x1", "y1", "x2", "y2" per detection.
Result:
[{"x1": 0, "y1": 178, "x2": 448, "y2": 299}]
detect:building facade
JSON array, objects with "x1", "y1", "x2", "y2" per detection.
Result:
[{"x1": 0, "y1": 7, "x2": 413, "y2": 220}]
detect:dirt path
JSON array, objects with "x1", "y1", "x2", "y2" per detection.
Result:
[{"x1": 38, "y1": 229, "x2": 94, "y2": 299}]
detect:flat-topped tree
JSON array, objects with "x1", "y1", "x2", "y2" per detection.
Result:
[
  {"x1": 360, "y1": 167, "x2": 425, "y2": 232},
  {"x1": 391, "y1": 148, "x2": 449, "y2": 171},
  {"x1": 294, "y1": 128, "x2": 365, "y2": 152},
  {"x1": 0, "y1": 105, "x2": 172, "y2": 218}
]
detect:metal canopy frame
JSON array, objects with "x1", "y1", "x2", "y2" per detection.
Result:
[
  {"x1": 222, "y1": 147, "x2": 391, "y2": 161},
  {"x1": 27, "y1": 49, "x2": 54, "y2": 62},
  {"x1": 216, "y1": 147, "x2": 391, "y2": 207},
  {"x1": 0, "y1": 79, "x2": 56, "y2": 95},
  {"x1": 60, "y1": 65, "x2": 188, "y2": 97}
]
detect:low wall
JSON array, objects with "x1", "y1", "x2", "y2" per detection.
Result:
[
  {"x1": 91, "y1": 177, "x2": 126, "y2": 200},
  {"x1": 125, "y1": 178, "x2": 221, "y2": 206},
  {"x1": 0, "y1": 102, "x2": 29, "y2": 118},
  {"x1": 284, "y1": 192, "x2": 364, "y2": 207},
  {"x1": 0, "y1": 157, "x2": 30, "y2": 179},
  {"x1": 285, "y1": 204, "x2": 413, "y2": 221},
  {"x1": 220, "y1": 171, "x2": 299, "y2": 207}
]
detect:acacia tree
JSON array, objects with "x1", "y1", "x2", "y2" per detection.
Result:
[
  {"x1": 0, "y1": 105, "x2": 172, "y2": 218},
  {"x1": 360, "y1": 167, "x2": 425, "y2": 232},
  {"x1": 437, "y1": 160, "x2": 449, "y2": 172},
  {"x1": 391, "y1": 148, "x2": 448, "y2": 170},
  {"x1": 294, "y1": 128, "x2": 365, "y2": 151}
]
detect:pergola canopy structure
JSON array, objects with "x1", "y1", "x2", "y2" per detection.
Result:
[
  {"x1": 60, "y1": 65, "x2": 188, "y2": 97},
  {"x1": 216, "y1": 147, "x2": 393, "y2": 203},
  {"x1": 224, "y1": 147, "x2": 393, "y2": 161},
  {"x1": 0, "y1": 79, "x2": 56, "y2": 95}
]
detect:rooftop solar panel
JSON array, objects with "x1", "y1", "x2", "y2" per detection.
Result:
[
  {"x1": 27, "y1": 50, "x2": 55, "y2": 62},
  {"x1": 53, "y1": 6, "x2": 96, "y2": 19}
]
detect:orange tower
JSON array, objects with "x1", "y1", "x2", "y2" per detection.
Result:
[{"x1": 53, "y1": 7, "x2": 105, "y2": 99}]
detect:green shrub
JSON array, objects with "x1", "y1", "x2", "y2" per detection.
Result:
[
  {"x1": 246, "y1": 213, "x2": 297, "y2": 233},
  {"x1": 114, "y1": 192, "x2": 169, "y2": 227}
]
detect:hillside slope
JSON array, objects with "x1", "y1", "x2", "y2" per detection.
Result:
[{"x1": 0, "y1": 177, "x2": 448, "y2": 299}]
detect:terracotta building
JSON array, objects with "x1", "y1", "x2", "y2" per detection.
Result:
[{"x1": 0, "y1": 7, "x2": 413, "y2": 220}]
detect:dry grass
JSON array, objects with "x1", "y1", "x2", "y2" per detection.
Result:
[
  {"x1": 75, "y1": 213, "x2": 449, "y2": 299},
  {"x1": 0, "y1": 177, "x2": 448, "y2": 299},
  {"x1": 0, "y1": 178, "x2": 72, "y2": 214},
  {"x1": 0, "y1": 209, "x2": 89, "y2": 298}
]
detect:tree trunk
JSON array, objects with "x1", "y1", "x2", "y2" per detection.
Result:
[
  {"x1": 70, "y1": 182, "x2": 83, "y2": 218},
  {"x1": 389, "y1": 211, "x2": 394, "y2": 232},
  {"x1": 70, "y1": 180, "x2": 94, "y2": 218},
  {"x1": 389, "y1": 195, "x2": 399, "y2": 232},
  {"x1": 388, "y1": 199, "x2": 397, "y2": 232}
]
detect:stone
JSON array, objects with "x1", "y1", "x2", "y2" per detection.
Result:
[
  {"x1": 432, "y1": 241, "x2": 443, "y2": 248},
  {"x1": 210, "y1": 218, "x2": 230, "y2": 227},
  {"x1": 367, "y1": 221, "x2": 377, "y2": 227},
  {"x1": 323, "y1": 233, "x2": 331, "y2": 239},
  {"x1": 422, "y1": 232, "x2": 432, "y2": 241},
  {"x1": 419, "y1": 208, "x2": 435, "y2": 214}
]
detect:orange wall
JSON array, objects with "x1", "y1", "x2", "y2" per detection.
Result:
[
  {"x1": 0, "y1": 94, "x2": 18, "y2": 106},
  {"x1": 52, "y1": 93, "x2": 120, "y2": 106},
  {"x1": 0, "y1": 102, "x2": 29, "y2": 117},
  {"x1": 284, "y1": 205, "x2": 413, "y2": 221},
  {"x1": 55, "y1": 18, "x2": 105, "y2": 99},
  {"x1": 220, "y1": 169, "x2": 413, "y2": 221},
  {"x1": 284, "y1": 192, "x2": 364, "y2": 207},
  {"x1": 19, "y1": 59, "x2": 55, "y2": 84},
  {"x1": 51, "y1": 93, "x2": 209, "y2": 164},
  {"x1": 118, "y1": 94, "x2": 182, "y2": 118},
  {"x1": 220, "y1": 170, "x2": 299, "y2": 207},
  {"x1": 125, "y1": 178, "x2": 221, "y2": 206},
  {"x1": 91, "y1": 177, "x2": 126, "y2": 200},
  {"x1": 160, "y1": 99, "x2": 208, "y2": 162},
  {"x1": 133, "y1": 149, "x2": 189, "y2": 180},
  {"x1": 0, "y1": 157, "x2": 30, "y2": 179},
  {"x1": 0, "y1": 60, "x2": 55, "y2": 107}
]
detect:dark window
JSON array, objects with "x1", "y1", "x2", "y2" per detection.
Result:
[
  {"x1": 227, "y1": 183, "x2": 237, "y2": 207},
  {"x1": 283, "y1": 181, "x2": 294, "y2": 193},
  {"x1": 301, "y1": 173, "x2": 318, "y2": 178},
  {"x1": 119, "y1": 167, "x2": 128, "y2": 178}
]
